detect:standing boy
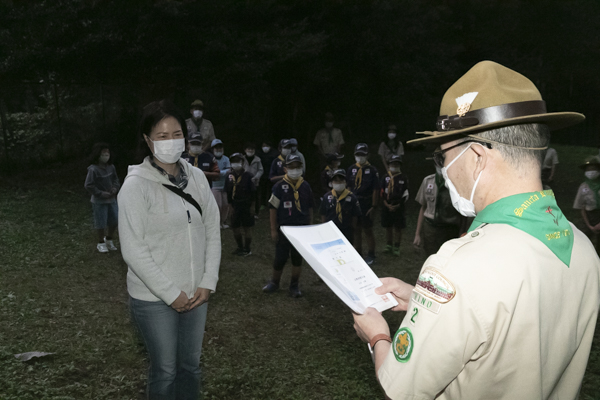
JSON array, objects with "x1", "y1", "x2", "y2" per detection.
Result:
[
  {"x1": 380, "y1": 154, "x2": 409, "y2": 256},
  {"x1": 242, "y1": 142, "x2": 264, "y2": 217},
  {"x1": 264, "y1": 154, "x2": 314, "y2": 297},
  {"x1": 347, "y1": 143, "x2": 379, "y2": 265},
  {"x1": 182, "y1": 132, "x2": 220, "y2": 186},
  {"x1": 211, "y1": 139, "x2": 231, "y2": 229},
  {"x1": 225, "y1": 153, "x2": 256, "y2": 256},
  {"x1": 320, "y1": 153, "x2": 344, "y2": 197},
  {"x1": 269, "y1": 139, "x2": 292, "y2": 184},
  {"x1": 320, "y1": 169, "x2": 361, "y2": 246}
]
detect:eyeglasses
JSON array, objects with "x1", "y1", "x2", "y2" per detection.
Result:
[{"x1": 432, "y1": 140, "x2": 492, "y2": 169}]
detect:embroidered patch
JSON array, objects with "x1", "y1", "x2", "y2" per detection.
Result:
[
  {"x1": 427, "y1": 183, "x2": 434, "y2": 189},
  {"x1": 345, "y1": 197, "x2": 352, "y2": 202},
  {"x1": 414, "y1": 267, "x2": 456, "y2": 303},
  {"x1": 411, "y1": 290, "x2": 441, "y2": 314},
  {"x1": 282, "y1": 184, "x2": 289, "y2": 189},
  {"x1": 392, "y1": 327, "x2": 414, "y2": 363},
  {"x1": 283, "y1": 201, "x2": 292, "y2": 209},
  {"x1": 365, "y1": 170, "x2": 370, "y2": 174}
]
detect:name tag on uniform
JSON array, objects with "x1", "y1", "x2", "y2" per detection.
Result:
[
  {"x1": 365, "y1": 170, "x2": 370, "y2": 174},
  {"x1": 283, "y1": 201, "x2": 293, "y2": 209},
  {"x1": 203, "y1": 163, "x2": 209, "y2": 167},
  {"x1": 345, "y1": 197, "x2": 352, "y2": 202}
]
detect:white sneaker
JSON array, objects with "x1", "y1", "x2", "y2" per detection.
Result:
[
  {"x1": 104, "y1": 237, "x2": 118, "y2": 251},
  {"x1": 97, "y1": 243, "x2": 109, "y2": 253}
]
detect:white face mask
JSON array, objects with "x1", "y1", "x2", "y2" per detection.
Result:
[
  {"x1": 325, "y1": 122, "x2": 334, "y2": 129},
  {"x1": 281, "y1": 148, "x2": 291, "y2": 157},
  {"x1": 231, "y1": 162, "x2": 243, "y2": 170},
  {"x1": 389, "y1": 166, "x2": 400, "y2": 173},
  {"x1": 355, "y1": 156, "x2": 367, "y2": 165},
  {"x1": 149, "y1": 137, "x2": 185, "y2": 164},
  {"x1": 192, "y1": 110, "x2": 203, "y2": 119},
  {"x1": 441, "y1": 143, "x2": 483, "y2": 217},
  {"x1": 189, "y1": 145, "x2": 203, "y2": 154},
  {"x1": 333, "y1": 182, "x2": 346, "y2": 192},
  {"x1": 213, "y1": 151, "x2": 223, "y2": 158},
  {"x1": 246, "y1": 150, "x2": 255, "y2": 157},
  {"x1": 99, "y1": 154, "x2": 110, "y2": 164},
  {"x1": 585, "y1": 170, "x2": 600, "y2": 180},
  {"x1": 287, "y1": 168, "x2": 302, "y2": 179},
  {"x1": 262, "y1": 146, "x2": 270, "y2": 153},
  {"x1": 388, "y1": 132, "x2": 397, "y2": 140}
]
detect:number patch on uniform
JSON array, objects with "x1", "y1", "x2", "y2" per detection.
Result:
[
  {"x1": 410, "y1": 307, "x2": 419, "y2": 325},
  {"x1": 392, "y1": 327, "x2": 414, "y2": 363}
]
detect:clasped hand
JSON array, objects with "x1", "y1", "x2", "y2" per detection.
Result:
[{"x1": 170, "y1": 288, "x2": 210, "y2": 313}]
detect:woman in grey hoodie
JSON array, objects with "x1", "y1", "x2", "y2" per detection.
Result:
[{"x1": 118, "y1": 100, "x2": 221, "y2": 399}]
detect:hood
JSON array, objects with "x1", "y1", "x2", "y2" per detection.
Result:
[{"x1": 125, "y1": 156, "x2": 192, "y2": 185}]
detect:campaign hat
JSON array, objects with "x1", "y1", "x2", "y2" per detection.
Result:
[
  {"x1": 408, "y1": 61, "x2": 585, "y2": 145},
  {"x1": 579, "y1": 156, "x2": 600, "y2": 170}
]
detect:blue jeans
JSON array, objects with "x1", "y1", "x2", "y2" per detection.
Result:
[{"x1": 130, "y1": 297, "x2": 208, "y2": 400}]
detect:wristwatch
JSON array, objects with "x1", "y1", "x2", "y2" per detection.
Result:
[{"x1": 367, "y1": 334, "x2": 392, "y2": 362}]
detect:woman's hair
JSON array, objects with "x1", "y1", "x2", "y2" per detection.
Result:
[
  {"x1": 138, "y1": 100, "x2": 188, "y2": 159},
  {"x1": 89, "y1": 142, "x2": 112, "y2": 165}
]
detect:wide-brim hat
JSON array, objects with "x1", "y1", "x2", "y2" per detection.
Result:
[
  {"x1": 190, "y1": 99, "x2": 204, "y2": 109},
  {"x1": 579, "y1": 156, "x2": 600, "y2": 170},
  {"x1": 407, "y1": 61, "x2": 585, "y2": 145}
]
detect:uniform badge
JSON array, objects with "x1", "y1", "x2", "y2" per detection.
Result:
[
  {"x1": 455, "y1": 92, "x2": 478, "y2": 116},
  {"x1": 414, "y1": 267, "x2": 456, "y2": 303},
  {"x1": 282, "y1": 184, "x2": 289, "y2": 189},
  {"x1": 427, "y1": 183, "x2": 434, "y2": 189},
  {"x1": 283, "y1": 201, "x2": 292, "y2": 209},
  {"x1": 352, "y1": 168, "x2": 357, "y2": 174},
  {"x1": 202, "y1": 163, "x2": 209, "y2": 167},
  {"x1": 392, "y1": 327, "x2": 414, "y2": 363},
  {"x1": 277, "y1": 161, "x2": 282, "y2": 167},
  {"x1": 327, "y1": 195, "x2": 333, "y2": 200},
  {"x1": 365, "y1": 170, "x2": 370, "y2": 174},
  {"x1": 583, "y1": 187, "x2": 590, "y2": 193},
  {"x1": 345, "y1": 197, "x2": 352, "y2": 202}
]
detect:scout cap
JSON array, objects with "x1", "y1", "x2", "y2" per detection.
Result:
[
  {"x1": 408, "y1": 61, "x2": 585, "y2": 145},
  {"x1": 326, "y1": 153, "x2": 344, "y2": 162},
  {"x1": 331, "y1": 168, "x2": 347, "y2": 179},
  {"x1": 230, "y1": 152, "x2": 244, "y2": 162},
  {"x1": 285, "y1": 153, "x2": 303, "y2": 165},
  {"x1": 190, "y1": 99, "x2": 204, "y2": 109},
  {"x1": 188, "y1": 131, "x2": 203, "y2": 143},
  {"x1": 289, "y1": 138, "x2": 298, "y2": 146},
  {"x1": 211, "y1": 138, "x2": 223, "y2": 148},
  {"x1": 579, "y1": 156, "x2": 600, "y2": 170},
  {"x1": 388, "y1": 124, "x2": 398, "y2": 132},
  {"x1": 388, "y1": 154, "x2": 403, "y2": 164},
  {"x1": 281, "y1": 139, "x2": 293, "y2": 148},
  {"x1": 354, "y1": 143, "x2": 369, "y2": 155}
]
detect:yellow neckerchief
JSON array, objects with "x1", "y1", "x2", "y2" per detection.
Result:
[
  {"x1": 232, "y1": 172, "x2": 243, "y2": 199},
  {"x1": 193, "y1": 155, "x2": 199, "y2": 167},
  {"x1": 332, "y1": 188, "x2": 351, "y2": 222},
  {"x1": 278, "y1": 154, "x2": 285, "y2": 162},
  {"x1": 283, "y1": 175, "x2": 304, "y2": 212},
  {"x1": 387, "y1": 170, "x2": 401, "y2": 200},
  {"x1": 354, "y1": 161, "x2": 370, "y2": 190}
]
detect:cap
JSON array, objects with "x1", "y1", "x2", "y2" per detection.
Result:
[
  {"x1": 331, "y1": 169, "x2": 346, "y2": 179},
  {"x1": 190, "y1": 99, "x2": 204, "y2": 108},
  {"x1": 354, "y1": 143, "x2": 369, "y2": 155},
  {"x1": 285, "y1": 153, "x2": 303, "y2": 165},
  {"x1": 388, "y1": 124, "x2": 397, "y2": 132},
  {"x1": 387, "y1": 154, "x2": 403, "y2": 164},
  {"x1": 188, "y1": 132, "x2": 203, "y2": 143},
  {"x1": 325, "y1": 153, "x2": 344, "y2": 163},
  {"x1": 211, "y1": 138, "x2": 223, "y2": 147},
  {"x1": 281, "y1": 139, "x2": 293, "y2": 148},
  {"x1": 579, "y1": 156, "x2": 600, "y2": 170},
  {"x1": 289, "y1": 138, "x2": 298, "y2": 146},
  {"x1": 230, "y1": 152, "x2": 244, "y2": 162}
]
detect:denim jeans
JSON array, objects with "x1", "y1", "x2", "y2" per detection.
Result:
[{"x1": 130, "y1": 297, "x2": 208, "y2": 400}]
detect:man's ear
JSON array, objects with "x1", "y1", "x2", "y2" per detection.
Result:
[{"x1": 470, "y1": 143, "x2": 488, "y2": 181}]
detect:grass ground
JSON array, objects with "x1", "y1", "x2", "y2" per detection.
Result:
[{"x1": 1, "y1": 144, "x2": 599, "y2": 399}]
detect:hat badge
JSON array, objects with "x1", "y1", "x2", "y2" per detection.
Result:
[{"x1": 455, "y1": 92, "x2": 478, "y2": 117}]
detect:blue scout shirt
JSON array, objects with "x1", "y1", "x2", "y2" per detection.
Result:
[
  {"x1": 319, "y1": 189, "x2": 362, "y2": 230},
  {"x1": 347, "y1": 163, "x2": 379, "y2": 198},
  {"x1": 269, "y1": 155, "x2": 286, "y2": 180},
  {"x1": 269, "y1": 178, "x2": 314, "y2": 226},
  {"x1": 381, "y1": 172, "x2": 409, "y2": 205},
  {"x1": 225, "y1": 170, "x2": 256, "y2": 205}
]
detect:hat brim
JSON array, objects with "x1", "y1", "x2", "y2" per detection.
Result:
[{"x1": 408, "y1": 112, "x2": 585, "y2": 145}]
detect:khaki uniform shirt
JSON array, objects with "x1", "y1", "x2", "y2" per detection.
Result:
[
  {"x1": 185, "y1": 118, "x2": 215, "y2": 149},
  {"x1": 573, "y1": 182, "x2": 598, "y2": 211},
  {"x1": 378, "y1": 141, "x2": 405, "y2": 161},
  {"x1": 313, "y1": 127, "x2": 344, "y2": 155},
  {"x1": 543, "y1": 148, "x2": 559, "y2": 171},
  {"x1": 378, "y1": 223, "x2": 600, "y2": 400},
  {"x1": 415, "y1": 174, "x2": 460, "y2": 226}
]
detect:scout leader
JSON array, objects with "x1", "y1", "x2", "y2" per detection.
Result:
[
  {"x1": 319, "y1": 169, "x2": 362, "y2": 246},
  {"x1": 573, "y1": 155, "x2": 600, "y2": 252},
  {"x1": 225, "y1": 153, "x2": 256, "y2": 256},
  {"x1": 380, "y1": 154, "x2": 408, "y2": 256},
  {"x1": 347, "y1": 143, "x2": 379, "y2": 265},
  {"x1": 352, "y1": 61, "x2": 600, "y2": 400},
  {"x1": 264, "y1": 153, "x2": 314, "y2": 298}
]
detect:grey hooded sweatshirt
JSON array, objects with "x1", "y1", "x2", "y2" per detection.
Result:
[{"x1": 118, "y1": 157, "x2": 221, "y2": 305}]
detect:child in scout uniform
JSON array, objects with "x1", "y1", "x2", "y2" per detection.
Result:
[
  {"x1": 573, "y1": 155, "x2": 600, "y2": 252},
  {"x1": 211, "y1": 138, "x2": 231, "y2": 229},
  {"x1": 380, "y1": 155, "x2": 409, "y2": 256},
  {"x1": 413, "y1": 166, "x2": 465, "y2": 256},
  {"x1": 269, "y1": 139, "x2": 292, "y2": 184},
  {"x1": 264, "y1": 153, "x2": 314, "y2": 297},
  {"x1": 347, "y1": 143, "x2": 379, "y2": 265},
  {"x1": 242, "y1": 142, "x2": 264, "y2": 217},
  {"x1": 320, "y1": 153, "x2": 344, "y2": 197},
  {"x1": 320, "y1": 169, "x2": 362, "y2": 245},
  {"x1": 182, "y1": 132, "x2": 220, "y2": 186},
  {"x1": 225, "y1": 153, "x2": 256, "y2": 256}
]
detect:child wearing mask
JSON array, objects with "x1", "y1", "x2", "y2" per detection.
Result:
[
  {"x1": 320, "y1": 153, "x2": 344, "y2": 197},
  {"x1": 288, "y1": 138, "x2": 306, "y2": 173},
  {"x1": 242, "y1": 142, "x2": 264, "y2": 218},
  {"x1": 225, "y1": 153, "x2": 256, "y2": 256},
  {"x1": 320, "y1": 169, "x2": 361, "y2": 246},
  {"x1": 378, "y1": 124, "x2": 404, "y2": 172},
  {"x1": 574, "y1": 156, "x2": 600, "y2": 252},
  {"x1": 380, "y1": 155, "x2": 409, "y2": 256},
  {"x1": 84, "y1": 142, "x2": 120, "y2": 253},
  {"x1": 264, "y1": 154, "x2": 314, "y2": 297},
  {"x1": 210, "y1": 139, "x2": 231, "y2": 229},
  {"x1": 258, "y1": 140, "x2": 279, "y2": 212},
  {"x1": 347, "y1": 143, "x2": 379, "y2": 265},
  {"x1": 182, "y1": 132, "x2": 220, "y2": 186},
  {"x1": 269, "y1": 139, "x2": 292, "y2": 184}
]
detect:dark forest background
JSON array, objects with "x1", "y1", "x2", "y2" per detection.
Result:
[{"x1": 0, "y1": 0, "x2": 599, "y2": 173}]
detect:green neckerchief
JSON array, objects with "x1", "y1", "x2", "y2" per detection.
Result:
[
  {"x1": 585, "y1": 178, "x2": 600, "y2": 207},
  {"x1": 468, "y1": 190, "x2": 573, "y2": 267}
]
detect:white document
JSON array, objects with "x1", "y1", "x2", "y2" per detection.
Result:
[{"x1": 280, "y1": 221, "x2": 398, "y2": 314}]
